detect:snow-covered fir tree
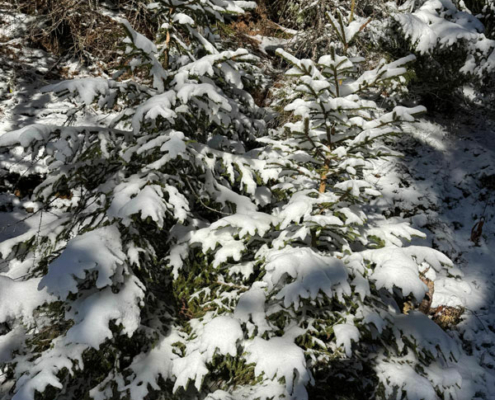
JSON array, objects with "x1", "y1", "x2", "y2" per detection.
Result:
[
  {"x1": 0, "y1": 2, "x2": 490, "y2": 400},
  {"x1": 0, "y1": 1, "x2": 269, "y2": 399}
]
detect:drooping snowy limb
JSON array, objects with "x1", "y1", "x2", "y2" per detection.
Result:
[{"x1": 346, "y1": 245, "x2": 453, "y2": 302}]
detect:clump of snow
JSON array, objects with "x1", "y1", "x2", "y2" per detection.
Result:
[
  {"x1": 0, "y1": 276, "x2": 54, "y2": 324},
  {"x1": 64, "y1": 276, "x2": 145, "y2": 348},
  {"x1": 333, "y1": 323, "x2": 360, "y2": 357},
  {"x1": 39, "y1": 225, "x2": 127, "y2": 299},
  {"x1": 246, "y1": 336, "x2": 310, "y2": 395},
  {"x1": 199, "y1": 316, "x2": 244, "y2": 360},
  {"x1": 263, "y1": 247, "x2": 350, "y2": 308},
  {"x1": 234, "y1": 282, "x2": 270, "y2": 334}
]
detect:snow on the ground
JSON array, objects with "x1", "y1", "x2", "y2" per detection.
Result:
[{"x1": 370, "y1": 111, "x2": 495, "y2": 396}]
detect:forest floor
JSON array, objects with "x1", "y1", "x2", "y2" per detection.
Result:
[
  {"x1": 1, "y1": 5, "x2": 495, "y2": 398},
  {"x1": 380, "y1": 111, "x2": 495, "y2": 396}
]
